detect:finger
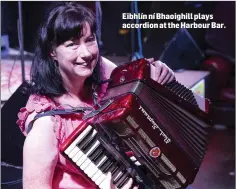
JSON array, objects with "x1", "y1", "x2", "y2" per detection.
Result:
[
  {"x1": 153, "y1": 61, "x2": 163, "y2": 81},
  {"x1": 161, "y1": 72, "x2": 172, "y2": 85},
  {"x1": 133, "y1": 186, "x2": 139, "y2": 189},
  {"x1": 102, "y1": 172, "x2": 113, "y2": 189},
  {"x1": 168, "y1": 71, "x2": 176, "y2": 83},
  {"x1": 150, "y1": 64, "x2": 157, "y2": 81},
  {"x1": 122, "y1": 178, "x2": 133, "y2": 189},
  {"x1": 145, "y1": 57, "x2": 154, "y2": 64},
  {"x1": 157, "y1": 64, "x2": 169, "y2": 83}
]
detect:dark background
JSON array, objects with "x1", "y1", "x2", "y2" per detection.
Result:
[{"x1": 1, "y1": 1, "x2": 235, "y2": 61}]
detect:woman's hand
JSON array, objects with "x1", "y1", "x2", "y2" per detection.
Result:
[
  {"x1": 146, "y1": 58, "x2": 175, "y2": 85},
  {"x1": 102, "y1": 172, "x2": 139, "y2": 189}
]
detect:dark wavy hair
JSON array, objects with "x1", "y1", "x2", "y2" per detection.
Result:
[{"x1": 28, "y1": 2, "x2": 101, "y2": 97}]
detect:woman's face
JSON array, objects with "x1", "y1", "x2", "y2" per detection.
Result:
[{"x1": 51, "y1": 22, "x2": 99, "y2": 81}]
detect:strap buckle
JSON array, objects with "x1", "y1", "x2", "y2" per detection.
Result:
[{"x1": 83, "y1": 99, "x2": 113, "y2": 120}]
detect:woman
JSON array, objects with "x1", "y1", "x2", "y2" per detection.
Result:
[{"x1": 17, "y1": 2, "x2": 175, "y2": 189}]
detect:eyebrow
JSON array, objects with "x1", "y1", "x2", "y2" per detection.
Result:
[
  {"x1": 65, "y1": 33, "x2": 95, "y2": 43},
  {"x1": 87, "y1": 33, "x2": 95, "y2": 38}
]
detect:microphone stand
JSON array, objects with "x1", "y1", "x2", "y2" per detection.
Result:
[{"x1": 18, "y1": 1, "x2": 25, "y2": 82}]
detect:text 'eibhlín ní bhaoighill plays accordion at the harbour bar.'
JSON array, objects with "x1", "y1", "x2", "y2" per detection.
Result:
[{"x1": 122, "y1": 13, "x2": 213, "y2": 21}]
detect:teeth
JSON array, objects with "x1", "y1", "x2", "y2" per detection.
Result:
[{"x1": 75, "y1": 63, "x2": 88, "y2": 66}]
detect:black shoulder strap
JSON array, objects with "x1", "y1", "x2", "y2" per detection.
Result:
[
  {"x1": 26, "y1": 99, "x2": 114, "y2": 134},
  {"x1": 26, "y1": 107, "x2": 93, "y2": 134}
]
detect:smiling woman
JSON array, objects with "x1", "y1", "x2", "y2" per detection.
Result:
[
  {"x1": 50, "y1": 22, "x2": 99, "y2": 91},
  {"x1": 30, "y1": 2, "x2": 101, "y2": 99},
  {"x1": 16, "y1": 2, "x2": 175, "y2": 189}
]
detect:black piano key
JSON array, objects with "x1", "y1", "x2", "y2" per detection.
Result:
[
  {"x1": 98, "y1": 157, "x2": 112, "y2": 171},
  {"x1": 81, "y1": 134, "x2": 98, "y2": 154},
  {"x1": 76, "y1": 129, "x2": 94, "y2": 148},
  {"x1": 108, "y1": 162, "x2": 120, "y2": 174},
  {"x1": 87, "y1": 144, "x2": 102, "y2": 159},
  {"x1": 102, "y1": 159, "x2": 114, "y2": 173},
  {"x1": 93, "y1": 151, "x2": 106, "y2": 165},
  {"x1": 113, "y1": 170, "x2": 127, "y2": 185},
  {"x1": 73, "y1": 126, "x2": 93, "y2": 147},
  {"x1": 117, "y1": 176, "x2": 130, "y2": 188},
  {"x1": 115, "y1": 172, "x2": 129, "y2": 188},
  {"x1": 112, "y1": 166, "x2": 125, "y2": 184}
]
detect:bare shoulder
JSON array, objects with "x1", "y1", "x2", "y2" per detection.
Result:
[
  {"x1": 25, "y1": 111, "x2": 55, "y2": 136},
  {"x1": 30, "y1": 116, "x2": 55, "y2": 132},
  {"x1": 23, "y1": 115, "x2": 58, "y2": 161},
  {"x1": 100, "y1": 56, "x2": 117, "y2": 79}
]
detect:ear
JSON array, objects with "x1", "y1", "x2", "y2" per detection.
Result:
[{"x1": 50, "y1": 50, "x2": 57, "y2": 61}]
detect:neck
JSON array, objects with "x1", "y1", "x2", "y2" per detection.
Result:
[
  {"x1": 62, "y1": 74, "x2": 89, "y2": 102},
  {"x1": 55, "y1": 81, "x2": 93, "y2": 107}
]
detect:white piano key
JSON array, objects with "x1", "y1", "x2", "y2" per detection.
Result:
[
  {"x1": 80, "y1": 158, "x2": 92, "y2": 170},
  {"x1": 64, "y1": 125, "x2": 93, "y2": 155},
  {"x1": 91, "y1": 170, "x2": 103, "y2": 182},
  {"x1": 99, "y1": 169, "x2": 123, "y2": 189},
  {"x1": 72, "y1": 150, "x2": 84, "y2": 163},
  {"x1": 78, "y1": 140, "x2": 102, "y2": 168},
  {"x1": 95, "y1": 173, "x2": 106, "y2": 186},
  {"x1": 84, "y1": 162, "x2": 99, "y2": 177},
  {"x1": 79, "y1": 142, "x2": 101, "y2": 171},
  {"x1": 68, "y1": 147, "x2": 80, "y2": 159},
  {"x1": 85, "y1": 155, "x2": 106, "y2": 178},
  {"x1": 135, "y1": 161, "x2": 141, "y2": 166},
  {"x1": 76, "y1": 154, "x2": 88, "y2": 166},
  {"x1": 73, "y1": 139, "x2": 100, "y2": 163},
  {"x1": 99, "y1": 178, "x2": 109, "y2": 189},
  {"x1": 73, "y1": 138, "x2": 99, "y2": 162},
  {"x1": 91, "y1": 156, "x2": 108, "y2": 181}
]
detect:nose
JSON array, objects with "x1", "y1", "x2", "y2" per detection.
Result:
[{"x1": 78, "y1": 44, "x2": 92, "y2": 60}]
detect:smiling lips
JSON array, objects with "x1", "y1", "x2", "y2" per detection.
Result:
[{"x1": 74, "y1": 62, "x2": 89, "y2": 66}]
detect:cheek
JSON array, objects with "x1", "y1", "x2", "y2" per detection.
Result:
[
  {"x1": 58, "y1": 52, "x2": 76, "y2": 64},
  {"x1": 89, "y1": 45, "x2": 99, "y2": 65},
  {"x1": 89, "y1": 43, "x2": 99, "y2": 56}
]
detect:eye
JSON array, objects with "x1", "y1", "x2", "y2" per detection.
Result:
[
  {"x1": 86, "y1": 36, "x2": 95, "y2": 43},
  {"x1": 66, "y1": 42, "x2": 76, "y2": 47}
]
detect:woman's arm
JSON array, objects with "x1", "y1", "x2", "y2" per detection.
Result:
[{"x1": 23, "y1": 116, "x2": 59, "y2": 189}]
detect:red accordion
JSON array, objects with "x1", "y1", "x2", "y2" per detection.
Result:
[{"x1": 60, "y1": 59, "x2": 212, "y2": 189}]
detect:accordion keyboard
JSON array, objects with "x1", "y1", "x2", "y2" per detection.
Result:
[{"x1": 63, "y1": 124, "x2": 138, "y2": 189}]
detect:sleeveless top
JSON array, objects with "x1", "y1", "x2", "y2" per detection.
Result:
[{"x1": 16, "y1": 82, "x2": 109, "y2": 189}]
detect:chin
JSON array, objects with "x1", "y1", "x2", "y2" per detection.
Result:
[{"x1": 76, "y1": 69, "x2": 93, "y2": 78}]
